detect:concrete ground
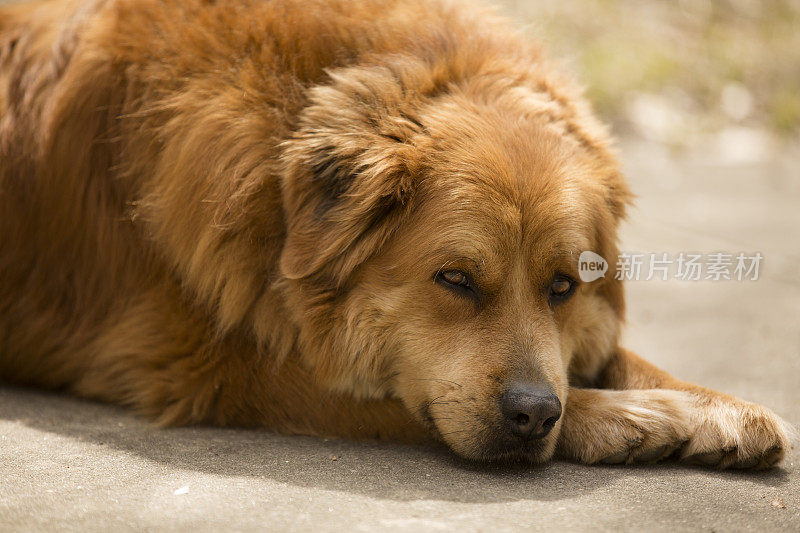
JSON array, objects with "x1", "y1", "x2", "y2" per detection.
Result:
[{"x1": 2, "y1": 139, "x2": 799, "y2": 531}]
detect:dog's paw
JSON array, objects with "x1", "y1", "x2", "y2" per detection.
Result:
[
  {"x1": 557, "y1": 389, "x2": 693, "y2": 465},
  {"x1": 681, "y1": 397, "x2": 792, "y2": 469}
]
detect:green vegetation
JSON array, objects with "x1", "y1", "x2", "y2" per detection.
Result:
[{"x1": 500, "y1": 0, "x2": 800, "y2": 140}]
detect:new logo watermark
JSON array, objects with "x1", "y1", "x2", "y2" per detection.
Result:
[
  {"x1": 578, "y1": 251, "x2": 763, "y2": 282},
  {"x1": 578, "y1": 251, "x2": 608, "y2": 282}
]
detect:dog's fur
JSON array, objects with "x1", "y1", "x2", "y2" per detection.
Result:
[{"x1": 0, "y1": 0, "x2": 790, "y2": 467}]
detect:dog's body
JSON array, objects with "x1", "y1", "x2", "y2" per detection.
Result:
[{"x1": 0, "y1": 0, "x2": 790, "y2": 467}]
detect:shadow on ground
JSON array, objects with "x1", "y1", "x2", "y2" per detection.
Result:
[{"x1": 1, "y1": 386, "x2": 791, "y2": 505}]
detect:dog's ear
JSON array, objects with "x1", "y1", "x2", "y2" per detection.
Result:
[
  {"x1": 279, "y1": 65, "x2": 427, "y2": 286},
  {"x1": 604, "y1": 170, "x2": 633, "y2": 222},
  {"x1": 594, "y1": 168, "x2": 633, "y2": 318}
]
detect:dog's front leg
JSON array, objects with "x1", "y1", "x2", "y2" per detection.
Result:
[
  {"x1": 558, "y1": 348, "x2": 791, "y2": 468},
  {"x1": 556, "y1": 386, "x2": 694, "y2": 464}
]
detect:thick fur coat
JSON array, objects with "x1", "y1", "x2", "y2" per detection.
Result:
[{"x1": 0, "y1": 0, "x2": 790, "y2": 466}]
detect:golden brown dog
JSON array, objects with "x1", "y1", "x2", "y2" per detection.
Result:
[{"x1": 0, "y1": 0, "x2": 791, "y2": 467}]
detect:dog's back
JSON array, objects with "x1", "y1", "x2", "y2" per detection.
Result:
[
  {"x1": 0, "y1": 0, "x2": 512, "y2": 420},
  {"x1": 0, "y1": 0, "x2": 117, "y2": 388}
]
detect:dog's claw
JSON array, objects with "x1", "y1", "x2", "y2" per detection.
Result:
[
  {"x1": 734, "y1": 456, "x2": 759, "y2": 469},
  {"x1": 685, "y1": 450, "x2": 724, "y2": 466},
  {"x1": 762, "y1": 445, "x2": 784, "y2": 466},
  {"x1": 631, "y1": 445, "x2": 669, "y2": 464},
  {"x1": 600, "y1": 450, "x2": 629, "y2": 464}
]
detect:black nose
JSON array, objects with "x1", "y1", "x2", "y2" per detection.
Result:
[{"x1": 501, "y1": 384, "x2": 562, "y2": 439}]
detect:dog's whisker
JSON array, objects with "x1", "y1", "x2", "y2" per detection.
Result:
[
  {"x1": 437, "y1": 429, "x2": 468, "y2": 437},
  {"x1": 409, "y1": 394, "x2": 446, "y2": 415},
  {"x1": 409, "y1": 378, "x2": 463, "y2": 389},
  {"x1": 374, "y1": 371, "x2": 400, "y2": 392}
]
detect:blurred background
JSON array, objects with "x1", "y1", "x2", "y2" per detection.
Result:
[{"x1": 500, "y1": 0, "x2": 800, "y2": 157}]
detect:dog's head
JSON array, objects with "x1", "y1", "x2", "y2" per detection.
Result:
[{"x1": 279, "y1": 57, "x2": 631, "y2": 461}]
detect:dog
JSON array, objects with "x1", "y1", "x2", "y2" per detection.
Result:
[{"x1": 0, "y1": 0, "x2": 791, "y2": 467}]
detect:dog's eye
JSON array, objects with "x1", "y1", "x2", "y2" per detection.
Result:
[
  {"x1": 548, "y1": 275, "x2": 576, "y2": 303},
  {"x1": 435, "y1": 269, "x2": 478, "y2": 299},
  {"x1": 440, "y1": 270, "x2": 468, "y2": 286}
]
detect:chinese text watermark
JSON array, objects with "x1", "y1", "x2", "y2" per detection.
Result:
[{"x1": 578, "y1": 251, "x2": 763, "y2": 282}]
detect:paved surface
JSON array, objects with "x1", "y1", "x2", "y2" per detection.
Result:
[{"x1": 2, "y1": 138, "x2": 799, "y2": 531}]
